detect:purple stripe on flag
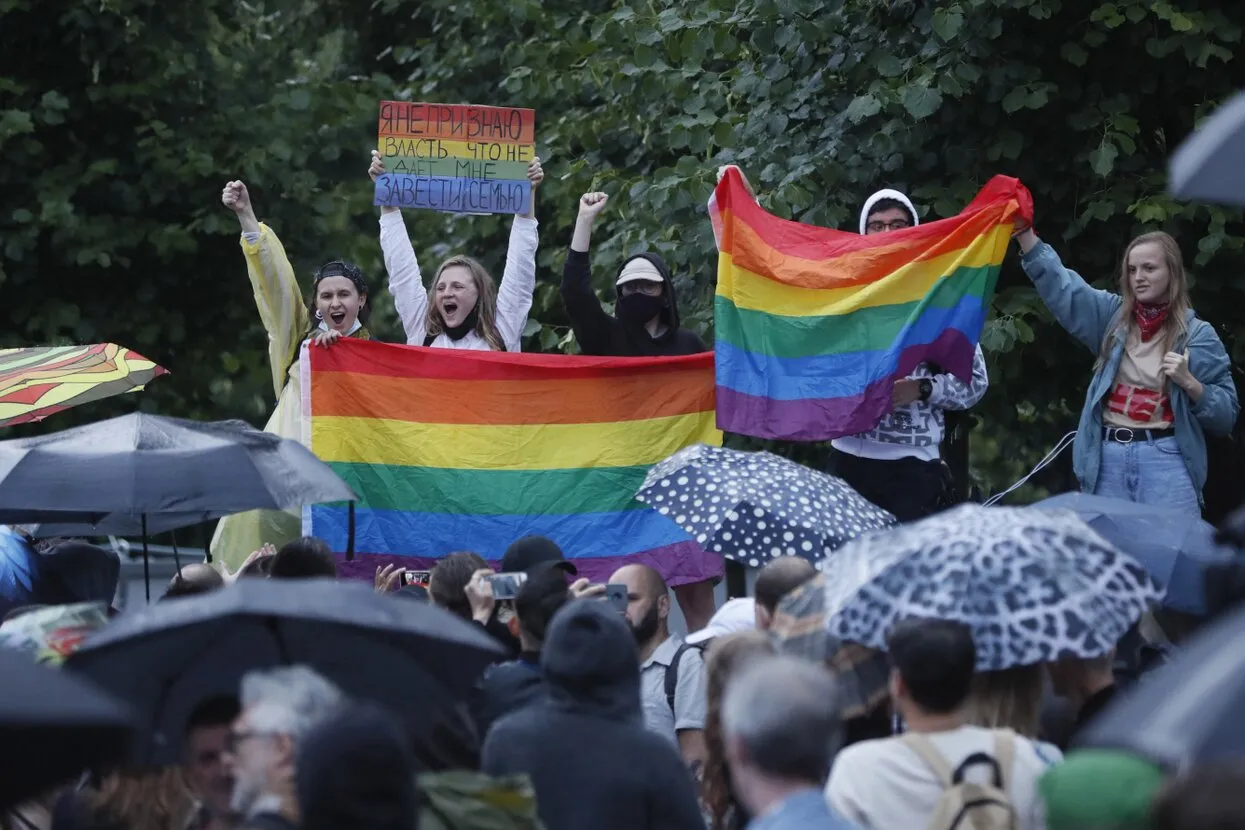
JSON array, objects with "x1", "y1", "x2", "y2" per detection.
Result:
[{"x1": 717, "y1": 328, "x2": 975, "y2": 441}]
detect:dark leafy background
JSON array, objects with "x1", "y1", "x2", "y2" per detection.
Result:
[{"x1": 3, "y1": 0, "x2": 1243, "y2": 529}]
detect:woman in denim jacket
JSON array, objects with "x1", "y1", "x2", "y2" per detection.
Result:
[{"x1": 1014, "y1": 224, "x2": 1237, "y2": 513}]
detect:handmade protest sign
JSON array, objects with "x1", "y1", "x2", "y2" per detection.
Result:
[{"x1": 373, "y1": 102, "x2": 536, "y2": 215}]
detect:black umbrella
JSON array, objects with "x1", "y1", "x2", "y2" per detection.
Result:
[
  {"x1": 66, "y1": 578, "x2": 503, "y2": 766},
  {"x1": 0, "y1": 412, "x2": 356, "y2": 596},
  {"x1": 1076, "y1": 599, "x2": 1245, "y2": 769},
  {"x1": 635, "y1": 444, "x2": 896, "y2": 566},
  {"x1": 0, "y1": 648, "x2": 137, "y2": 809}
]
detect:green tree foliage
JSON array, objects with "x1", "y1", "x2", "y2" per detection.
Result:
[{"x1": 3, "y1": 0, "x2": 1243, "y2": 511}]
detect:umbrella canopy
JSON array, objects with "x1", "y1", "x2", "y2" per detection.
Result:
[
  {"x1": 0, "y1": 343, "x2": 167, "y2": 429},
  {"x1": 769, "y1": 572, "x2": 890, "y2": 720},
  {"x1": 821, "y1": 504, "x2": 1163, "y2": 671},
  {"x1": 67, "y1": 578, "x2": 504, "y2": 765},
  {"x1": 635, "y1": 444, "x2": 896, "y2": 567},
  {"x1": 1169, "y1": 91, "x2": 1245, "y2": 206},
  {"x1": 1032, "y1": 492, "x2": 1232, "y2": 615},
  {"x1": 1077, "y1": 600, "x2": 1245, "y2": 769},
  {"x1": 0, "y1": 412, "x2": 355, "y2": 531},
  {"x1": 0, "y1": 648, "x2": 136, "y2": 809}
]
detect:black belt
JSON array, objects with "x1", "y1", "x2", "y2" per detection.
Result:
[{"x1": 1103, "y1": 426, "x2": 1174, "y2": 444}]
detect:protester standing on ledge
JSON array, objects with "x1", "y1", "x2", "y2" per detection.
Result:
[
  {"x1": 562, "y1": 191, "x2": 718, "y2": 631},
  {"x1": 369, "y1": 150, "x2": 544, "y2": 352},
  {"x1": 828, "y1": 188, "x2": 990, "y2": 522},
  {"x1": 1014, "y1": 221, "x2": 1238, "y2": 512}
]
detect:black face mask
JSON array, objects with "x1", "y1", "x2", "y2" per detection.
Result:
[
  {"x1": 617, "y1": 292, "x2": 665, "y2": 326},
  {"x1": 443, "y1": 301, "x2": 480, "y2": 340}
]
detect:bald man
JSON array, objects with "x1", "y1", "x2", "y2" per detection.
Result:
[
  {"x1": 753, "y1": 556, "x2": 817, "y2": 630},
  {"x1": 608, "y1": 563, "x2": 708, "y2": 776},
  {"x1": 162, "y1": 563, "x2": 225, "y2": 600}
]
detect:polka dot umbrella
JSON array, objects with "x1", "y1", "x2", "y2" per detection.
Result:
[{"x1": 635, "y1": 444, "x2": 896, "y2": 567}]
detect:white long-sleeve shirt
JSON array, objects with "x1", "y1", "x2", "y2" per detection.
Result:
[
  {"x1": 378, "y1": 210, "x2": 538, "y2": 352},
  {"x1": 831, "y1": 346, "x2": 989, "y2": 462}
]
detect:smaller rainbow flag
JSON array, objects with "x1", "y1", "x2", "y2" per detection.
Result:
[
  {"x1": 710, "y1": 169, "x2": 1031, "y2": 441},
  {"x1": 303, "y1": 340, "x2": 722, "y2": 583}
]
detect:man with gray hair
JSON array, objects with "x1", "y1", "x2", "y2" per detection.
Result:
[
  {"x1": 227, "y1": 665, "x2": 345, "y2": 830},
  {"x1": 722, "y1": 655, "x2": 857, "y2": 830}
]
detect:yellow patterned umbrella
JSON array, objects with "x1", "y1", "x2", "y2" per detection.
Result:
[{"x1": 0, "y1": 343, "x2": 167, "y2": 428}]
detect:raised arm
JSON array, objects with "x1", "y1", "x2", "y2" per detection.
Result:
[
  {"x1": 1014, "y1": 228, "x2": 1122, "y2": 354},
  {"x1": 494, "y1": 157, "x2": 544, "y2": 352},
  {"x1": 370, "y1": 151, "x2": 429, "y2": 345},
  {"x1": 561, "y1": 192, "x2": 616, "y2": 350},
  {"x1": 221, "y1": 181, "x2": 308, "y2": 399}
]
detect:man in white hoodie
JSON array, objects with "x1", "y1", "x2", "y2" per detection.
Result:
[{"x1": 828, "y1": 190, "x2": 989, "y2": 522}]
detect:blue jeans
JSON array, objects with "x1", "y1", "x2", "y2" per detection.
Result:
[{"x1": 1093, "y1": 435, "x2": 1200, "y2": 514}]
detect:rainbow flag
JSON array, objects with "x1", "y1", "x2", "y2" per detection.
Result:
[
  {"x1": 709, "y1": 169, "x2": 1032, "y2": 441},
  {"x1": 302, "y1": 340, "x2": 723, "y2": 583}
]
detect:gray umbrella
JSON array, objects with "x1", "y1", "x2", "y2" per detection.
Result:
[
  {"x1": 0, "y1": 412, "x2": 354, "y2": 525},
  {"x1": 66, "y1": 578, "x2": 503, "y2": 766},
  {"x1": 0, "y1": 413, "x2": 356, "y2": 596},
  {"x1": 1169, "y1": 90, "x2": 1245, "y2": 205}
]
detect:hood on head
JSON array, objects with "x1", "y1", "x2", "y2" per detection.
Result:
[
  {"x1": 858, "y1": 189, "x2": 920, "y2": 235},
  {"x1": 615, "y1": 252, "x2": 681, "y2": 331},
  {"x1": 297, "y1": 702, "x2": 417, "y2": 830},
  {"x1": 541, "y1": 599, "x2": 641, "y2": 719}
]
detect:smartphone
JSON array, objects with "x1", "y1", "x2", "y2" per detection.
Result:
[
  {"x1": 400, "y1": 570, "x2": 431, "y2": 587},
  {"x1": 605, "y1": 583, "x2": 629, "y2": 614},
  {"x1": 486, "y1": 572, "x2": 528, "y2": 600}
]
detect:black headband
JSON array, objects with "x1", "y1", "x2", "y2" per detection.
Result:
[{"x1": 314, "y1": 260, "x2": 369, "y2": 295}]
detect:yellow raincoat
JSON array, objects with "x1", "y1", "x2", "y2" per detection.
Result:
[{"x1": 209, "y1": 225, "x2": 367, "y2": 571}]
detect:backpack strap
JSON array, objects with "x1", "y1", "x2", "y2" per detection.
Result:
[
  {"x1": 664, "y1": 642, "x2": 696, "y2": 714},
  {"x1": 901, "y1": 733, "x2": 955, "y2": 787},
  {"x1": 992, "y1": 730, "x2": 1016, "y2": 791},
  {"x1": 423, "y1": 334, "x2": 437, "y2": 347}
]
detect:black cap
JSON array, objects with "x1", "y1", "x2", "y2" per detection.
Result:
[{"x1": 501, "y1": 535, "x2": 577, "y2": 575}]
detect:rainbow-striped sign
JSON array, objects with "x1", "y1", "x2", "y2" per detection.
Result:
[{"x1": 373, "y1": 101, "x2": 535, "y2": 215}]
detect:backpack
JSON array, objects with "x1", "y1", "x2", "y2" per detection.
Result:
[
  {"x1": 664, "y1": 640, "x2": 705, "y2": 714},
  {"x1": 902, "y1": 730, "x2": 1019, "y2": 830}
]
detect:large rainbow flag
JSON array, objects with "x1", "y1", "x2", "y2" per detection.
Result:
[
  {"x1": 302, "y1": 340, "x2": 723, "y2": 583},
  {"x1": 710, "y1": 168, "x2": 1032, "y2": 441}
]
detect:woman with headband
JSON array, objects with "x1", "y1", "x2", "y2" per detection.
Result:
[{"x1": 210, "y1": 180, "x2": 386, "y2": 569}]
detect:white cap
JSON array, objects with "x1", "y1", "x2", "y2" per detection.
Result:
[
  {"x1": 615, "y1": 258, "x2": 665, "y2": 286},
  {"x1": 686, "y1": 597, "x2": 757, "y2": 645}
]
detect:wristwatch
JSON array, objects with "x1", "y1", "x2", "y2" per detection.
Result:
[{"x1": 918, "y1": 379, "x2": 933, "y2": 402}]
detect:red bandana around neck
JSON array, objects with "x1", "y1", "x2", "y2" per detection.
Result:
[{"x1": 1134, "y1": 302, "x2": 1170, "y2": 343}]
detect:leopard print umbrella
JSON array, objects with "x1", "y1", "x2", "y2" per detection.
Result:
[{"x1": 821, "y1": 503, "x2": 1163, "y2": 671}]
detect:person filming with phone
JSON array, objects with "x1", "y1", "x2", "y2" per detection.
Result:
[
  {"x1": 609, "y1": 563, "x2": 709, "y2": 778},
  {"x1": 471, "y1": 564, "x2": 572, "y2": 739}
]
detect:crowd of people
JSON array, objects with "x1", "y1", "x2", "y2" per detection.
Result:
[
  {"x1": 7, "y1": 525, "x2": 1245, "y2": 830},
  {"x1": 0, "y1": 141, "x2": 1240, "y2": 830}
]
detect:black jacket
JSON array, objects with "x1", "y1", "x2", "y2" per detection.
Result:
[
  {"x1": 561, "y1": 249, "x2": 707, "y2": 357},
  {"x1": 472, "y1": 652, "x2": 546, "y2": 739},
  {"x1": 481, "y1": 602, "x2": 703, "y2": 830}
]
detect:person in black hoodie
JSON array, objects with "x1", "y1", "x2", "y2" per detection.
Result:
[
  {"x1": 481, "y1": 600, "x2": 704, "y2": 830},
  {"x1": 562, "y1": 192, "x2": 707, "y2": 358},
  {"x1": 471, "y1": 562, "x2": 570, "y2": 739},
  {"x1": 561, "y1": 192, "x2": 718, "y2": 632}
]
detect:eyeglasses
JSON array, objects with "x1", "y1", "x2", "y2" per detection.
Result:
[
  {"x1": 620, "y1": 282, "x2": 663, "y2": 297},
  {"x1": 865, "y1": 220, "x2": 912, "y2": 233}
]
